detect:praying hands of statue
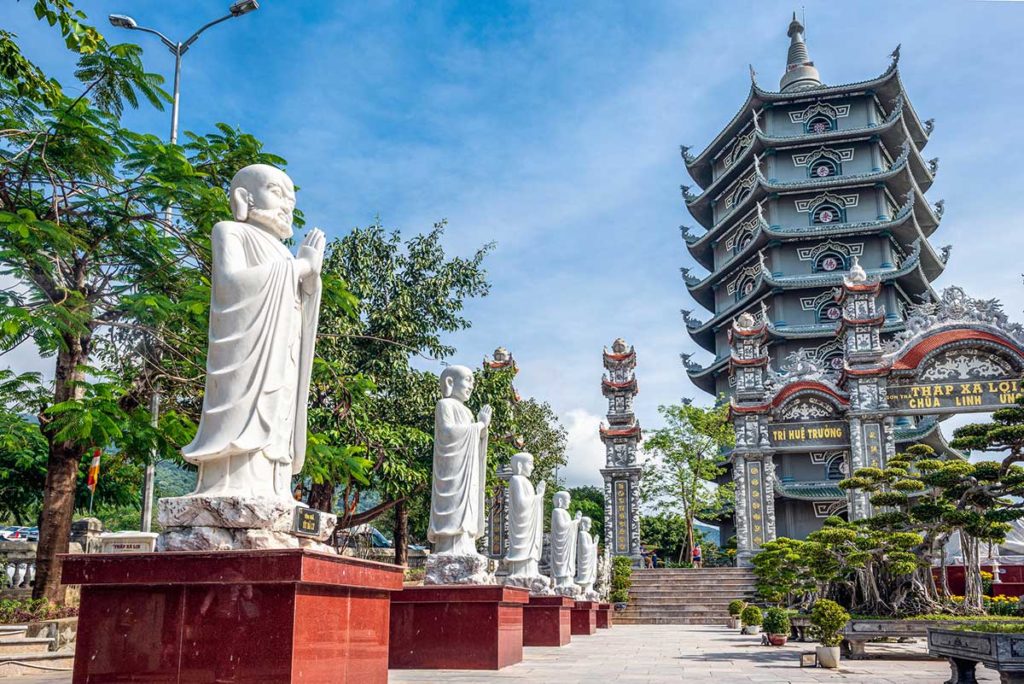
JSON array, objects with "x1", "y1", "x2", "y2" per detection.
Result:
[
  {"x1": 537, "y1": 480, "x2": 546, "y2": 496},
  {"x1": 477, "y1": 404, "x2": 493, "y2": 427},
  {"x1": 297, "y1": 228, "x2": 326, "y2": 294},
  {"x1": 575, "y1": 510, "x2": 583, "y2": 523}
]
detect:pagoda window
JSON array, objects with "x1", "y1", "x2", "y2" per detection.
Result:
[
  {"x1": 811, "y1": 202, "x2": 845, "y2": 225},
  {"x1": 813, "y1": 250, "x2": 847, "y2": 273},
  {"x1": 808, "y1": 158, "x2": 840, "y2": 179},
  {"x1": 734, "y1": 275, "x2": 757, "y2": 302},
  {"x1": 816, "y1": 301, "x2": 843, "y2": 323},
  {"x1": 733, "y1": 230, "x2": 756, "y2": 255},
  {"x1": 805, "y1": 114, "x2": 834, "y2": 135},
  {"x1": 825, "y1": 454, "x2": 847, "y2": 480}
]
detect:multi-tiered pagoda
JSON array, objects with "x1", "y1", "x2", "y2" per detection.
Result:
[
  {"x1": 599, "y1": 338, "x2": 642, "y2": 565},
  {"x1": 681, "y1": 16, "x2": 945, "y2": 542}
]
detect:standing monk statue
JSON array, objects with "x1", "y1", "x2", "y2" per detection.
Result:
[
  {"x1": 550, "y1": 491, "x2": 582, "y2": 596},
  {"x1": 575, "y1": 516, "x2": 599, "y2": 599},
  {"x1": 183, "y1": 164, "x2": 325, "y2": 501},
  {"x1": 424, "y1": 365, "x2": 495, "y2": 583},
  {"x1": 504, "y1": 452, "x2": 551, "y2": 594}
]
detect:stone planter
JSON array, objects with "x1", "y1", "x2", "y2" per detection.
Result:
[
  {"x1": 741, "y1": 625, "x2": 761, "y2": 635},
  {"x1": 928, "y1": 627, "x2": 1024, "y2": 683},
  {"x1": 767, "y1": 633, "x2": 787, "y2": 646},
  {"x1": 727, "y1": 617, "x2": 740, "y2": 629},
  {"x1": 816, "y1": 645, "x2": 840, "y2": 669}
]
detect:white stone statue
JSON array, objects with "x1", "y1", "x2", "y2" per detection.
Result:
[
  {"x1": 550, "y1": 491, "x2": 582, "y2": 596},
  {"x1": 424, "y1": 365, "x2": 495, "y2": 584},
  {"x1": 157, "y1": 164, "x2": 337, "y2": 552},
  {"x1": 183, "y1": 164, "x2": 324, "y2": 500},
  {"x1": 575, "y1": 516, "x2": 600, "y2": 599},
  {"x1": 504, "y1": 452, "x2": 551, "y2": 594}
]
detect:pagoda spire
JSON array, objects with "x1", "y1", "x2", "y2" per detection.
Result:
[{"x1": 779, "y1": 12, "x2": 822, "y2": 92}]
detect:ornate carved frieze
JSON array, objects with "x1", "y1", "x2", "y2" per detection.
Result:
[
  {"x1": 788, "y1": 100, "x2": 851, "y2": 124},
  {"x1": 794, "y1": 191, "x2": 860, "y2": 215}
]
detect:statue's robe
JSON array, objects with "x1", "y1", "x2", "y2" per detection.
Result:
[
  {"x1": 576, "y1": 529, "x2": 598, "y2": 587},
  {"x1": 182, "y1": 220, "x2": 321, "y2": 497},
  {"x1": 427, "y1": 398, "x2": 488, "y2": 546},
  {"x1": 506, "y1": 474, "x2": 543, "y2": 574},
  {"x1": 550, "y1": 508, "x2": 578, "y2": 583}
]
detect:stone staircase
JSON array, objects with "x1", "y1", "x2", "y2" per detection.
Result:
[
  {"x1": 616, "y1": 567, "x2": 757, "y2": 625},
  {"x1": 0, "y1": 624, "x2": 74, "y2": 677}
]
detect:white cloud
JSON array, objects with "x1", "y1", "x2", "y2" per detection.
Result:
[{"x1": 560, "y1": 408, "x2": 606, "y2": 488}]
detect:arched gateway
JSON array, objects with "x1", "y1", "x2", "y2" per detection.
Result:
[{"x1": 728, "y1": 273, "x2": 1024, "y2": 566}]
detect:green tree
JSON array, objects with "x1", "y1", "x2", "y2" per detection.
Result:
[
  {"x1": 305, "y1": 223, "x2": 491, "y2": 564},
  {"x1": 642, "y1": 402, "x2": 734, "y2": 563},
  {"x1": 0, "y1": 4, "x2": 327, "y2": 600},
  {"x1": 568, "y1": 486, "x2": 604, "y2": 542}
]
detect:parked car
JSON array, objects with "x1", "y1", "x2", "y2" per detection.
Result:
[
  {"x1": 0, "y1": 526, "x2": 21, "y2": 541},
  {"x1": 1, "y1": 526, "x2": 32, "y2": 541}
]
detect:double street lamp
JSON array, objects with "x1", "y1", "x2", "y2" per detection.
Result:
[
  {"x1": 109, "y1": 0, "x2": 259, "y2": 144},
  {"x1": 108, "y1": 1, "x2": 259, "y2": 532}
]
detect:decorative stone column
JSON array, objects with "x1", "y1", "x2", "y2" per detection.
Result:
[
  {"x1": 728, "y1": 312, "x2": 775, "y2": 566},
  {"x1": 835, "y1": 258, "x2": 892, "y2": 520},
  {"x1": 599, "y1": 338, "x2": 643, "y2": 566},
  {"x1": 485, "y1": 464, "x2": 513, "y2": 568}
]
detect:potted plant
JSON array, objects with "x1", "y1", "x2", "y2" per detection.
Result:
[
  {"x1": 727, "y1": 599, "x2": 746, "y2": 630},
  {"x1": 762, "y1": 607, "x2": 790, "y2": 646},
  {"x1": 740, "y1": 604, "x2": 763, "y2": 635},
  {"x1": 810, "y1": 599, "x2": 849, "y2": 668}
]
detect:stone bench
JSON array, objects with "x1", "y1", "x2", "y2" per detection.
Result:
[
  {"x1": 928, "y1": 627, "x2": 1024, "y2": 683},
  {"x1": 790, "y1": 616, "x2": 952, "y2": 659}
]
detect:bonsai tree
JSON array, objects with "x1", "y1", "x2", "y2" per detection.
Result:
[
  {"x1": 727, "y1": 599, "x2": 746, "y2": 618},
  {"x1": 763, "y1": 607, "x2": 791, "y2": 645},
  {"x1": 740, "y1": 604, "x2": 763, "y2": 631},
  {"x1": 810, "y1": 599, "x2": 849, "y2": 648},
  {"x1": 610, "y1": 556, "x2": 633, "y2": 604}
]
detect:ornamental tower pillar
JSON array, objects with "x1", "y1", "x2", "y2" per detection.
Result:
[
  {"x1": 599, "y1": 338, "x2": 643, "y2": 566},
  {"x1": 836, "y1": 261, "x2": 893, "y2": 520},
  {"x1": 482, "y1": 347, "x2": 519, "y2": 563},
  {"x1": 728, "y1": 312, "x2": 776, "y2": 567}
]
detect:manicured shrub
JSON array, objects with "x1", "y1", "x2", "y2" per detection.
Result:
[
  {"x1": 610, "y1": 556, "x2": 633, "y2": 603},
  {"x1": 740, "y1": 604, "x2": 763, "y2": 627},
  {"x1": 763, "y1": 607, "x2": 791, "y2": 635},
  {"x1": 728, "y1": 599, "x2": 746, "y2": 617},
  {"x1": 810, "y1": 599, "x2": 850, "y2": 647}
]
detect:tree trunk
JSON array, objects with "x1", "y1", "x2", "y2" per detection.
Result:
[
  {"x1": 307, "y1": 481, "x2": 334, "y2": 513},
  {"x1": 962, "y1": 533, "x2": 985, "y2": 613},
  {"x1": 33, "y1": 345, "x2": 86, "y2": 603},
  {"x1": 394, "y1": 499, "x2": 409, "y2": 567}
]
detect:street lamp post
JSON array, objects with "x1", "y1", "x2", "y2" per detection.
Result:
[{"x1": 109, "y1": 0, "x2": 259, "y2": 532}]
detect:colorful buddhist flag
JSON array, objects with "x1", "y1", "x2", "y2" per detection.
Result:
[{"x1": 86, "y1": 449, "x2": 101, "y2": 493}]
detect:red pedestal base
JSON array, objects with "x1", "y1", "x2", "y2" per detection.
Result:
[
  {"x1": 522, "y1": 595, "x2": 573, "y2": 647},
  {"x1": 597, "y1": 602, "x2": 613, "y2": 629},
  {"x1": 389, "y1": 585, "x2": 530, "y2": 670},
  {"x1": 61, "y1": 549, "x2": 402, "y2": 684},
  {"x1": 571, "y1": 600, "x2": 598, "y2": 635}
]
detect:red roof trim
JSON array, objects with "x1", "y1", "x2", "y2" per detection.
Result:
[
  {"x1": 771, "y1": 380, "x2": 849, "y2": 408},
  {"x1": 892, "y1": 329, "x2": 1024, "y2": 371}
]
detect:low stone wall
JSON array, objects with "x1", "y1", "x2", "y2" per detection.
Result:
[{"x1": 25, "y1": 617, "x2": 78, "y2": 651}]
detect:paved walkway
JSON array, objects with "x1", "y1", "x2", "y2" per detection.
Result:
[
  {"x1": 392, "y1": 624, "x2": 993, "y2": 683},
  {"x1": 9, "y1": 624, "x2": 998, "y2": 683}
]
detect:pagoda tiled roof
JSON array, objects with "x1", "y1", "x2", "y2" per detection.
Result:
[
  {"x1": 599, "y1": 423, "x2": 642, "y2": 439},
  {"x1": 687, "y1": 142, "x2": 922, "y2": 230},
  {"x1": 774, "y1": 480, "x2": 846, "y2": 501},
  {"x1": 683, "y1": 56, "x2": 932, "y2": 188},
  {"x1": 684, "y1": 353, "x2": 729, "y2": 394},
  {"x1": 685, "y1": 95, "x2": 924, "y2": 205},
  {"x1": 685, "y1": 244, "x2": 930, "y2": 353}
]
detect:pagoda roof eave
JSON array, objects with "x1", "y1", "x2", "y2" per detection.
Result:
[
  {"x1": 774, "y1": 480, "x2": 846, "y2": 501},
  {"x1": 763, "y1": 240, "x2": 923, "y2": 290},
  {"x1": 685, "y1": 355, "x2": 728, "y2": 395},
  {"x1": 689, "y1": 94, "x2": 913, "y2": 201},
  {"x1": 686, "y1": 294, "x2": 771, "y2": 352},
  {"x1": 685, "y1": 57, "x2": 913, "y2": 185},
  {"x1": 688, "y1": 145, "x2": 915, "y2": 231},
  {"x1": 766, "y1": 318, "x2": 906, "y2": 340}
]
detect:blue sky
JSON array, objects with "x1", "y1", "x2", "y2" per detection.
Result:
[{"x1": 7, "y1": 1, "x2": 1024, "y2": 486}]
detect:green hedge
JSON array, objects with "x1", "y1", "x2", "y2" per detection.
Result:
[{"x1": 610, "y1": 556, "x2": 633, "y2": 603}]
